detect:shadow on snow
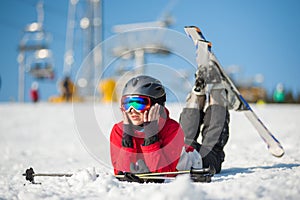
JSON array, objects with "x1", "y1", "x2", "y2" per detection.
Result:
[{"x1": 214, "y1": 163, "x2": 300, "y2": 181}]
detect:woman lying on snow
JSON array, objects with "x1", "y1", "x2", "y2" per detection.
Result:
[{"x1": 110, "y1": 75, "x2": 230, "y2": 182}]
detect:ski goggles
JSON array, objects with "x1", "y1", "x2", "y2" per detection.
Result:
[{"x1": 121, "y1": 95, "x2": 152, "y2": 113}]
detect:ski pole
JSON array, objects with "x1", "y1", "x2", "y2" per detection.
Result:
[
  {"x1": 23, "y1": 167, "x2": 71, "y2": 183},
  {"x1": 23, "y1": 166, "x2": 215, "y2": 184},
  {"x1": 114, "y1": 167, "x2": 215, "y2": 183},
  {"x1": 123, "y1": 166, "x2": 215, "y2": 177},
  {"x1": 22, "y1": 167, "x2": 100, "y2": 184}
]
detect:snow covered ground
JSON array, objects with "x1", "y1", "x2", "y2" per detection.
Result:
[{"x1": 1, "y1": 102, "x2": 300, "y2": 200}]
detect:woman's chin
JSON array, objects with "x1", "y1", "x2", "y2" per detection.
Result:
[{"x1": 132, "y1": 120, "x2": 143, "y2": 126}]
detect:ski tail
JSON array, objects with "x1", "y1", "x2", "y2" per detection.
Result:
[
  {"x1": 184, "y1": 25, "x2": 284, "y2": 157},
  {"x1": 244, "y1": 110, "x2": 284, "y2": 157}
]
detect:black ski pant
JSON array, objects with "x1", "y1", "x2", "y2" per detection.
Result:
[{"x1": 179, "y1": 105, "x2": 230, "y2": 173}]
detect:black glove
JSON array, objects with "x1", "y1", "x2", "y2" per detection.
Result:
[
  {"x1": 122, "y1": 124, "x2": 133, "y2": 148},
  {"x1": 130, "y1": 159, "x2": 150, "y2": 174},
  {"x1": 115, "y1": 160, "x2": 149, "y2": 183},
  {"x1": 130, "y1": 160, "x2": 164, "y2": 183},
  {"x1": 143, "y1": 121, "x2": 159, "y2": 146},
  {"x1": 116, "y1": 171, "x2": 144, "y2": 183}
]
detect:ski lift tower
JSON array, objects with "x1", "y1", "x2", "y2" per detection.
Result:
[
  {"x1": 17, "y1": 0, "x2": 54, "y2": 102},
  {"x1": 63, "y1": 0, "x2": 103, "y2": 100}
]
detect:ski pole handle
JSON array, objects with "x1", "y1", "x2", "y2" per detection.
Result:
[{"x1": 190, "y1": 165, "x2": 216, "y2": 175}]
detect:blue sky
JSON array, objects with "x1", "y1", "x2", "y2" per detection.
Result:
[{"x1": 1, "y1": 0, "x2": 300, "y2": 102}]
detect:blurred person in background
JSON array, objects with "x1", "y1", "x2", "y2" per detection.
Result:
[{"x1": 30, "y1": 82, "x2": 39, "y2": 103}]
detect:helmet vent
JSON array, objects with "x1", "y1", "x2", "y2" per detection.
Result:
[
  {"x1": 132, "y1": 78, "x2": 138, "y2": 86},
  {"x1": 155, "y1": 86, "x2": 162, "y2": 91},
  {"x1": 143, "y1": 83, "x2": 152, "y2": 88}
]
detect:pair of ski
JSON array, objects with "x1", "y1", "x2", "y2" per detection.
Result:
[
  {"x1": 184, "y1": 26, "x2": 284, "y2": 158},
  {"x1": 23, "y1": 166, "x2": 215, "y2": 184}
]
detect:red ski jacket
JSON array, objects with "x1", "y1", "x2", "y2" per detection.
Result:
[{"x1": 110, "y1": 109, "x2": 185, "y2": 174}]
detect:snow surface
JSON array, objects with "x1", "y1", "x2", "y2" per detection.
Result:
[{"x1": 1, "y1": 103, "x2": 300, "y2": 200}]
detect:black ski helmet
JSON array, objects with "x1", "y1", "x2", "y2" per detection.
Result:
[{"x1": 122, "y1": 75, "x2": 166, "y2": 105}]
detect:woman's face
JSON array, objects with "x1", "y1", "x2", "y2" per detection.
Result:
[{"x1": 127, "y1": 108, "x2": 144, "y2": 125}]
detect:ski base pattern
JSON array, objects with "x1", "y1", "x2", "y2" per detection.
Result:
[{"x1": 184, "y1": 26, "x2": 284, "y2": 158}]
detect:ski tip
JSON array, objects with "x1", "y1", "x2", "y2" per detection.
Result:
[
  {"x1": 184, "y1": 25, "x2": 201, "y2": 32},
  {"x1": 184, "y1": 25, "x2": 208, "y2": 44}
]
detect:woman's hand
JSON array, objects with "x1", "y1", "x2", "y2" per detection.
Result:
[
  {"x1": 143, "y1": 104, "x2": 165, "y2": 146},
  {"x1": 122, "y1": 110, "x2": 130, "y2": 124},
  {"x1": 143, "y1": 103, "x2": 161, "y2": 123}
]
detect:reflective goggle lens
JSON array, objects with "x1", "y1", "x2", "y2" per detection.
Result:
[{"x1": 121, "y1": 95, "x2": 151, "y2": 112}]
